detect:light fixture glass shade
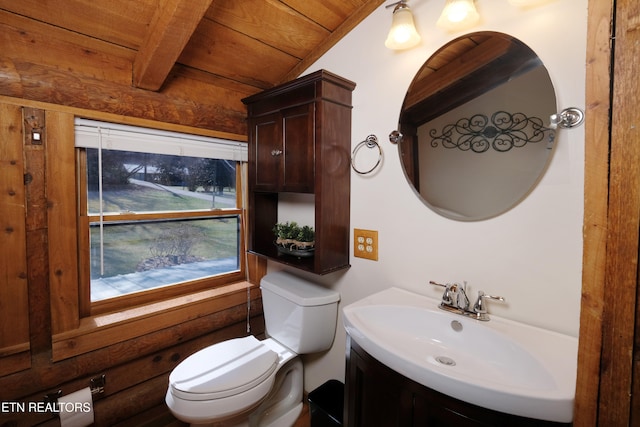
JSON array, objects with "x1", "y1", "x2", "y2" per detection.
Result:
[
  {"x1": 385, "y1": 5, "x2": 421, "y2": 50},
  {"x1": 436, "y1": 0, "x2": 480, "y2": 31}
]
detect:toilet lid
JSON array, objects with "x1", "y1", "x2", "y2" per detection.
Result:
[{"x1": 169, "y1": 336, "x2": 278, "y2": 401}]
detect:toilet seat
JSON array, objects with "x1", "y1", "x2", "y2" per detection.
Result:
[{"x1": 169, "y1": 336, "x2": 278, "y2": 401}]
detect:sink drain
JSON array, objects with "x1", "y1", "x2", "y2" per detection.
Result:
[
  {"x1": 451, "y1": 320, "x2": 463, "y2": 332},
  {"x1": 435, "y1": 356, "x2": 456, "y2": 366}
]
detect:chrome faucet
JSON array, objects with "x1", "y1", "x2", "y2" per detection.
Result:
[
  {"x1": 456, "y1": 281, "x2": 470, "y2": 311},
  {"x1": 472, "y1": 291, "x2": 505, "y2": 321},
  {"x1": 429, "y1": 281, "x2": 504, "y2": 321},
  {"x1": 429, "y1": 281, "x2": 467, "y2": 310}
]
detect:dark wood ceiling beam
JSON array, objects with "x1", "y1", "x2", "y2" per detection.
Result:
[{"x1": 132, "y1": 0, "x2": 214, "y2": 91}]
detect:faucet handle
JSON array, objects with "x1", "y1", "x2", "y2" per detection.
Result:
[
  {"x1": 429, "y1": 281, "x2": 455, "y2": 306},
  {"x1": 429, "y1": 280, "x2": 445, "y2": 288},
  {"x1": 472, "y1": 291, "x2": 505, "y2": 319}
]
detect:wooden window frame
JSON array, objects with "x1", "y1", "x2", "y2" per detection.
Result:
[
  {"x1": 75, "y1": 148, "x2": 247, "y2": 317},
  {"x1": 43, "y1": 108, "x2": 254, "y2": 362}
]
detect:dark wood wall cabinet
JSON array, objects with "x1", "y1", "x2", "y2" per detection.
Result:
[
  {"x1": 345, "y1": 337, "x2": 572, "y2": 427},
  {"x1": 243, "y1": 70, "x2": 355, "y2": 275}
]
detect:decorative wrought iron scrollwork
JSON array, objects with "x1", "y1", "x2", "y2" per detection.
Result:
[{"x1": 429, "y1": 111, "x2": 554, "y2": 153}]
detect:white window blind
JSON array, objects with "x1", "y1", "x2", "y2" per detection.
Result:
[{"x1": 75, "y1": 118, "x2": 247, "y2": 161}]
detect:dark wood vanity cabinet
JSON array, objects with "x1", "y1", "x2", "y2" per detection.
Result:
[
  {"x1": 242, "y1": 70, "x2": 355, "y2": 274},
  {"x1": 345, "y1": 338, "x2": 572, "y2": 427}
]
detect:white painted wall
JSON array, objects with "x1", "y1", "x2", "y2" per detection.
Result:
[{"x1": 270, "y1": 0, "x2": 587, "y2": 392}]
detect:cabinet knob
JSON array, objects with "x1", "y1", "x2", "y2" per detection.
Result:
[{"x1": 271, "y1": 149, "x2": 283, "y2": 156}]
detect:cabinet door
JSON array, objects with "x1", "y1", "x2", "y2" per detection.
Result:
[
  {"x1": 413, "y1": 392, "x2": 488, "y2": 427},
  {"x1": 250, "y1": 104, "x2": 314, "y2": 193},
  {"x1": 282, "y1": 103, "x2": 314, "y2": 192},
  {"x1": 347, "y1": 344, "x2": 414, "y2": 426},
  {"x1": 251, "y1": 112, "x2": 282, "y2": 191}
]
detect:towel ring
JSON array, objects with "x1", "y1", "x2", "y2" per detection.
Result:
[{"x1": 351, "y1": 135, "x2": 382, "y2": 175}]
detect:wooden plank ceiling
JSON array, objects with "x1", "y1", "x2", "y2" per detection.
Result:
[{"x1": 0, "y1": 0, "x2": 385, "y2": 137}]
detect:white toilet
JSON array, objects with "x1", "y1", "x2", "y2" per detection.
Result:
[{"x1": 165, "y1": 270, "x2": 340, "y2": 426}]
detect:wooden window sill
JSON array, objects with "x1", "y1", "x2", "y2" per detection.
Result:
[{"x1": 52, "y1": 281, "x2": 259, "y2": 361}]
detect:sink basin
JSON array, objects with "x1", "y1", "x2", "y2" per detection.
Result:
[{"x1": 342, "y1": 287, "x2": 578, "y2": 423}]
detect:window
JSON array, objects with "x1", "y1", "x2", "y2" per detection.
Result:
[{"x1": 75, "y1": 119, "x2": 248, "y2": 313}]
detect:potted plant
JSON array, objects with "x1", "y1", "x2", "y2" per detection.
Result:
[{"x1": 273, "y1": 221, "x2": 315, "y2": 257}]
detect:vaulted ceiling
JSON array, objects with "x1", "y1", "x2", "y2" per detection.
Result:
[{"x1": 0, "y1": 0, "x2": 385, "y2": 138}]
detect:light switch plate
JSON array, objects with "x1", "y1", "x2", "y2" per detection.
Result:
[{"x1": 354, "y1": 228, "x2": 378, "y2": 261}]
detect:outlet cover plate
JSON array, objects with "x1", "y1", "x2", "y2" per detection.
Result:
[{"x1": 354, "y1": 228, "x2": 378, "y2": 261}]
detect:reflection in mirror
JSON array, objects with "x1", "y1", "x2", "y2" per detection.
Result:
[{"x1": 397, "y1": 31, "x2": 557, "y2": 221}]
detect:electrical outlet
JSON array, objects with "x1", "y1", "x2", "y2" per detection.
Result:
[{"x1": 354, "y1": 228, "x2": 378, "y2": 261}]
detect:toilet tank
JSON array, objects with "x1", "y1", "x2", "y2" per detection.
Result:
[{"x1": 260, "y1": 270, "x2": 340, "y2": 354}]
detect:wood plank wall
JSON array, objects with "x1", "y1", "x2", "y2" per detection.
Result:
[
  {"x1": 574, "y1": 0, "x2": 612, "y2": 425},
  {"x1": 0, "y1": 99, "x2": 266, "y2": 426},
  {"x1": 0, "y1": 8, "x2": 251, "y2": 140},
  {"x1": 598, "y1": 0, "x2": 640, "y2": 424},
  {"x1": 0, "y1": 9, "x2": 271, "y2": 425},
  {"x1": 4, "y1": 1, "x2": 635, "y2": 426},
  {"x1": 577, "y1": 1, "x2": 640, "y2": 426},
  {"x1": 0, "y1": 104, "x2": 32, "y2": 376}
]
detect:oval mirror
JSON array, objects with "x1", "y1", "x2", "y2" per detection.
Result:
[{"x1": 396, "y1": 31, "x2": 557, "y2": 221}]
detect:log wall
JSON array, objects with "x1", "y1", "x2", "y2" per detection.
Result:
[
  {"x1": 0, "y1": 8, "x2": 251, "y2": 140},
  {"x1": 0, "y1": 99, "x2": 263, "y2": 427},
  {"x1": 0, "y1": 7, "x2": 271, "y2": 423}
]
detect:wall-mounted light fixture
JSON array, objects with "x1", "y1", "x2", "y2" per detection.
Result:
[
  {"x1": 436, "y1": 0, "x2": 480, "y2": 31},
  {"x1": 385, "y1": 1, "x2": 421, "y2": 50},
  {"x1": 384, "y1": 0, "x2": 554, "y2": 50}
]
